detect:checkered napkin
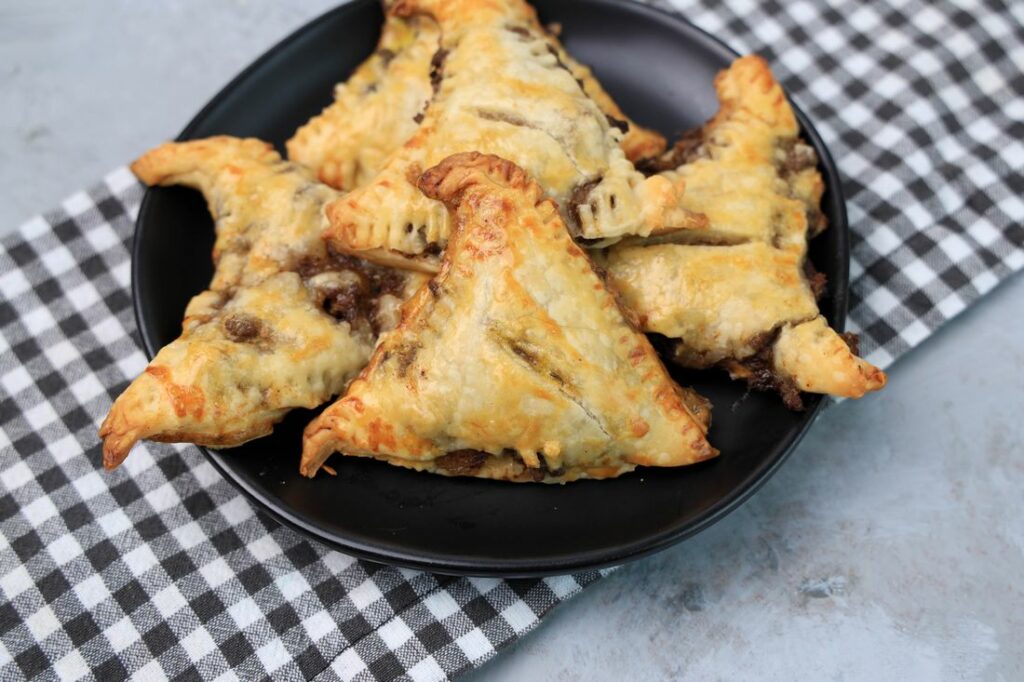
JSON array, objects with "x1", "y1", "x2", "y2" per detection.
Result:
[{"x1": 1, "y1": 0, "x2": 1021, "y2": 680}]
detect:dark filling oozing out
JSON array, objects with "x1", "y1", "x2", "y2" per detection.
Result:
[
  {"x1": 433, "y1": 448, "x2": 566, "y2": 481},
  {"x1": 803, "y1": 258, "x2": 828, "y2": 300},
  {"x1": 639, "y1": 130, "x2": 828, "y2": 233},
  {"x1": 777, "y1": 139, "x2": 817, "y2": 176},
  {"x1": 733, "y1": 329, "x2": 805, "y2": 411},
  {"x1": 727, "y1": 327, "x2": 862, "y2": 411},
  {"x1": 776, "y1": 139, "x2": 827, "y2": 234},
  {"x1": 567, "y1": 178, "x2": 601, "y2": 236},
  {"x1": 297, "y1": 248, "x2": 407, "y2": 335},
  {"x1": 637, "y1": 127, "x2": 710, "y2": 175},
  {"x1": 840, "y1": 331, "x2": 860, "y2": 357}
]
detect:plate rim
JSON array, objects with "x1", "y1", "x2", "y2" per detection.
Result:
[{"x1": 131, "y1": 0, "x2": 848, "y2": 576}]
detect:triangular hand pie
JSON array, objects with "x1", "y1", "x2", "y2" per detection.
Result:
[
  {"x1": 287, "y1": 13, "x2": 441, "y2": 191},
  {"x1": 100, "y1": 137, "x2": 425, "y2": 468},
  {"x1": 320, "y1": 0, "x2": 705, "y2": 272},
  {"x1": 286, "y1": 12, "x2": 665, "y2": 192},
  {"x1": 605, "y1": 57, "x2": 885, "y2": 406},
  {"x1": 302, "y1": 153, "x2": 716, "y2": 482}
]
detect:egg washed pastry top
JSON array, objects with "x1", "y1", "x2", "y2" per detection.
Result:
[
  {"x1": 286, "y1": 12, "x2": 665, "y2": 192},
  {"x1": 321, "y1": 0, "x2": 705, "y2": 273},
  {"x1": 604, "y1": 56, "x2": 886, "y2": 407},
  {"x1": 99, "y1": 137, "x2": 426, "y2": 469},
  {"x1": 302, "y1": 153, "x2": 716, "y2": 483},
  {"x1": 286, "y1": 13, "x2": 441, "y2": 191}
]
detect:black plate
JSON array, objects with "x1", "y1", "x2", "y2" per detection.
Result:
[{"x1": 133, "y1": 0, "x2": 848, "y2": 576}]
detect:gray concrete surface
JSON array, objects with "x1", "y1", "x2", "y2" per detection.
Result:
[
  {"x1": 0, "y1": 0, "x2": 337, "y2": 234},
  {"x1": 3, "y1": 2, "x2": 1023, "y2": 681}
]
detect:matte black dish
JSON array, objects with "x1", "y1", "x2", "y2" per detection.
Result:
[{"x1": 133, "y1": 0, "x2": 848, "y2": 576}]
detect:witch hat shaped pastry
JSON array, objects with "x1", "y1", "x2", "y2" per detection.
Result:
[
  {"x1": 286, "y1": 11, "x2": 665, "y2": 191},
  {"x1": 302, "y1": 153, "x2": 716, "y2": 482},
  {"x1": 286, "y1": 13, "x2": 442, "y2": 191},
  {"x1": 605, "y1": 56, "x2": 885, "y2": 407},
  {"x1": 320, "y1": 0, "x2": 705, "y2": 273},
  {"x1": 100, "y1": 137, "x2": 424, "y2": 468}
]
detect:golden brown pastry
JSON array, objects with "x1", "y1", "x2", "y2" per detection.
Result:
[
  {"x1": 605, "y1": 56, "x2": 885, "y2": 407},
  {"x1": 321, "y1": 0, "x2": 704, "y2": 272},
  {"x1": 286, "y1": 14, "x2": 441, "y2": 190},
  {"x1": 100, "y1": 137, "x2": 425, "y2": 468},
  {"x1": 286, "y1": 12, "x2": 665, "y2": 193},
  {"x1": 302, "y1": 153, "x2": 716, "y2": 482}
]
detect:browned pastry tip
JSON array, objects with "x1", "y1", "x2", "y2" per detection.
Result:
[
  {"x1": 130, "y1": 136, "x2": 277, "y2": 186},
  {"x1": 417, "y1": 151, "x2": 533, "y2": 204}
]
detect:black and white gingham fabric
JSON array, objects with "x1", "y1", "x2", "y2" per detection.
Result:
[
  {"x1": 1, "y1": 1, "x2": 1022, "y2": 680},
  {"x1": 0, "y1": 168, "x2": 604, "y2": 680}
]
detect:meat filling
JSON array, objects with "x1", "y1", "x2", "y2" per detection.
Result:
[
  {"x1": 567, "y1": 178, "x2": 601, "y2": 236},
  {"x1": 840, "y1": 332, "x2": 860, "y2": 356},
  {"x1": 803, "y1": 258, "x2": 828, "y2": 300},
  {"x1": 719, "y1": 329, "x2": 804, "y2": 411},
  {"x1": 434, "y1": 449, "x2": 488, "y2": 476},
  {"x1": 297, "y1": 249, "x2": 408, "y2": 335},
  {"x1": 638, "y1": 127, "x2": 710, "y2": 175},
  {"x1": 432, "y1": 448, "x2": 566, "y2": 481},
  {"x1": 777, "y1": 139, "x2": 819, "y2": 177}
]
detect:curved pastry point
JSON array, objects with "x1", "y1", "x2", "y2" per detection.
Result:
[
  {"x1": 772, "y1": 317, "x2": 887, "y2": 398},
  {"x1": 98, "y1": 411, "x2": 143, "y2": 470}
]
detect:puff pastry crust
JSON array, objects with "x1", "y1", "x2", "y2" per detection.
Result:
[
  {"x1": 302, "y1": 153, "x2": 716, "y2": 482},
  {"x1": 321, "y1": 0, "x2": 704, "y2": 272},
  {"x1": 286, "y1": 14, "x2": 441, "y2": 190},
  {"x1": 286, "y1": 13, "x2": 665, "y2": 192},
  {"x1": 606, "y1": 57, "x2": 885, "y2": 405},
  {"x1": 561, "y1": 46, "x2": 666, "y2": 163},
  {"x1": 100, "y1": 137, "x2": 425, "y2": 468}
]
